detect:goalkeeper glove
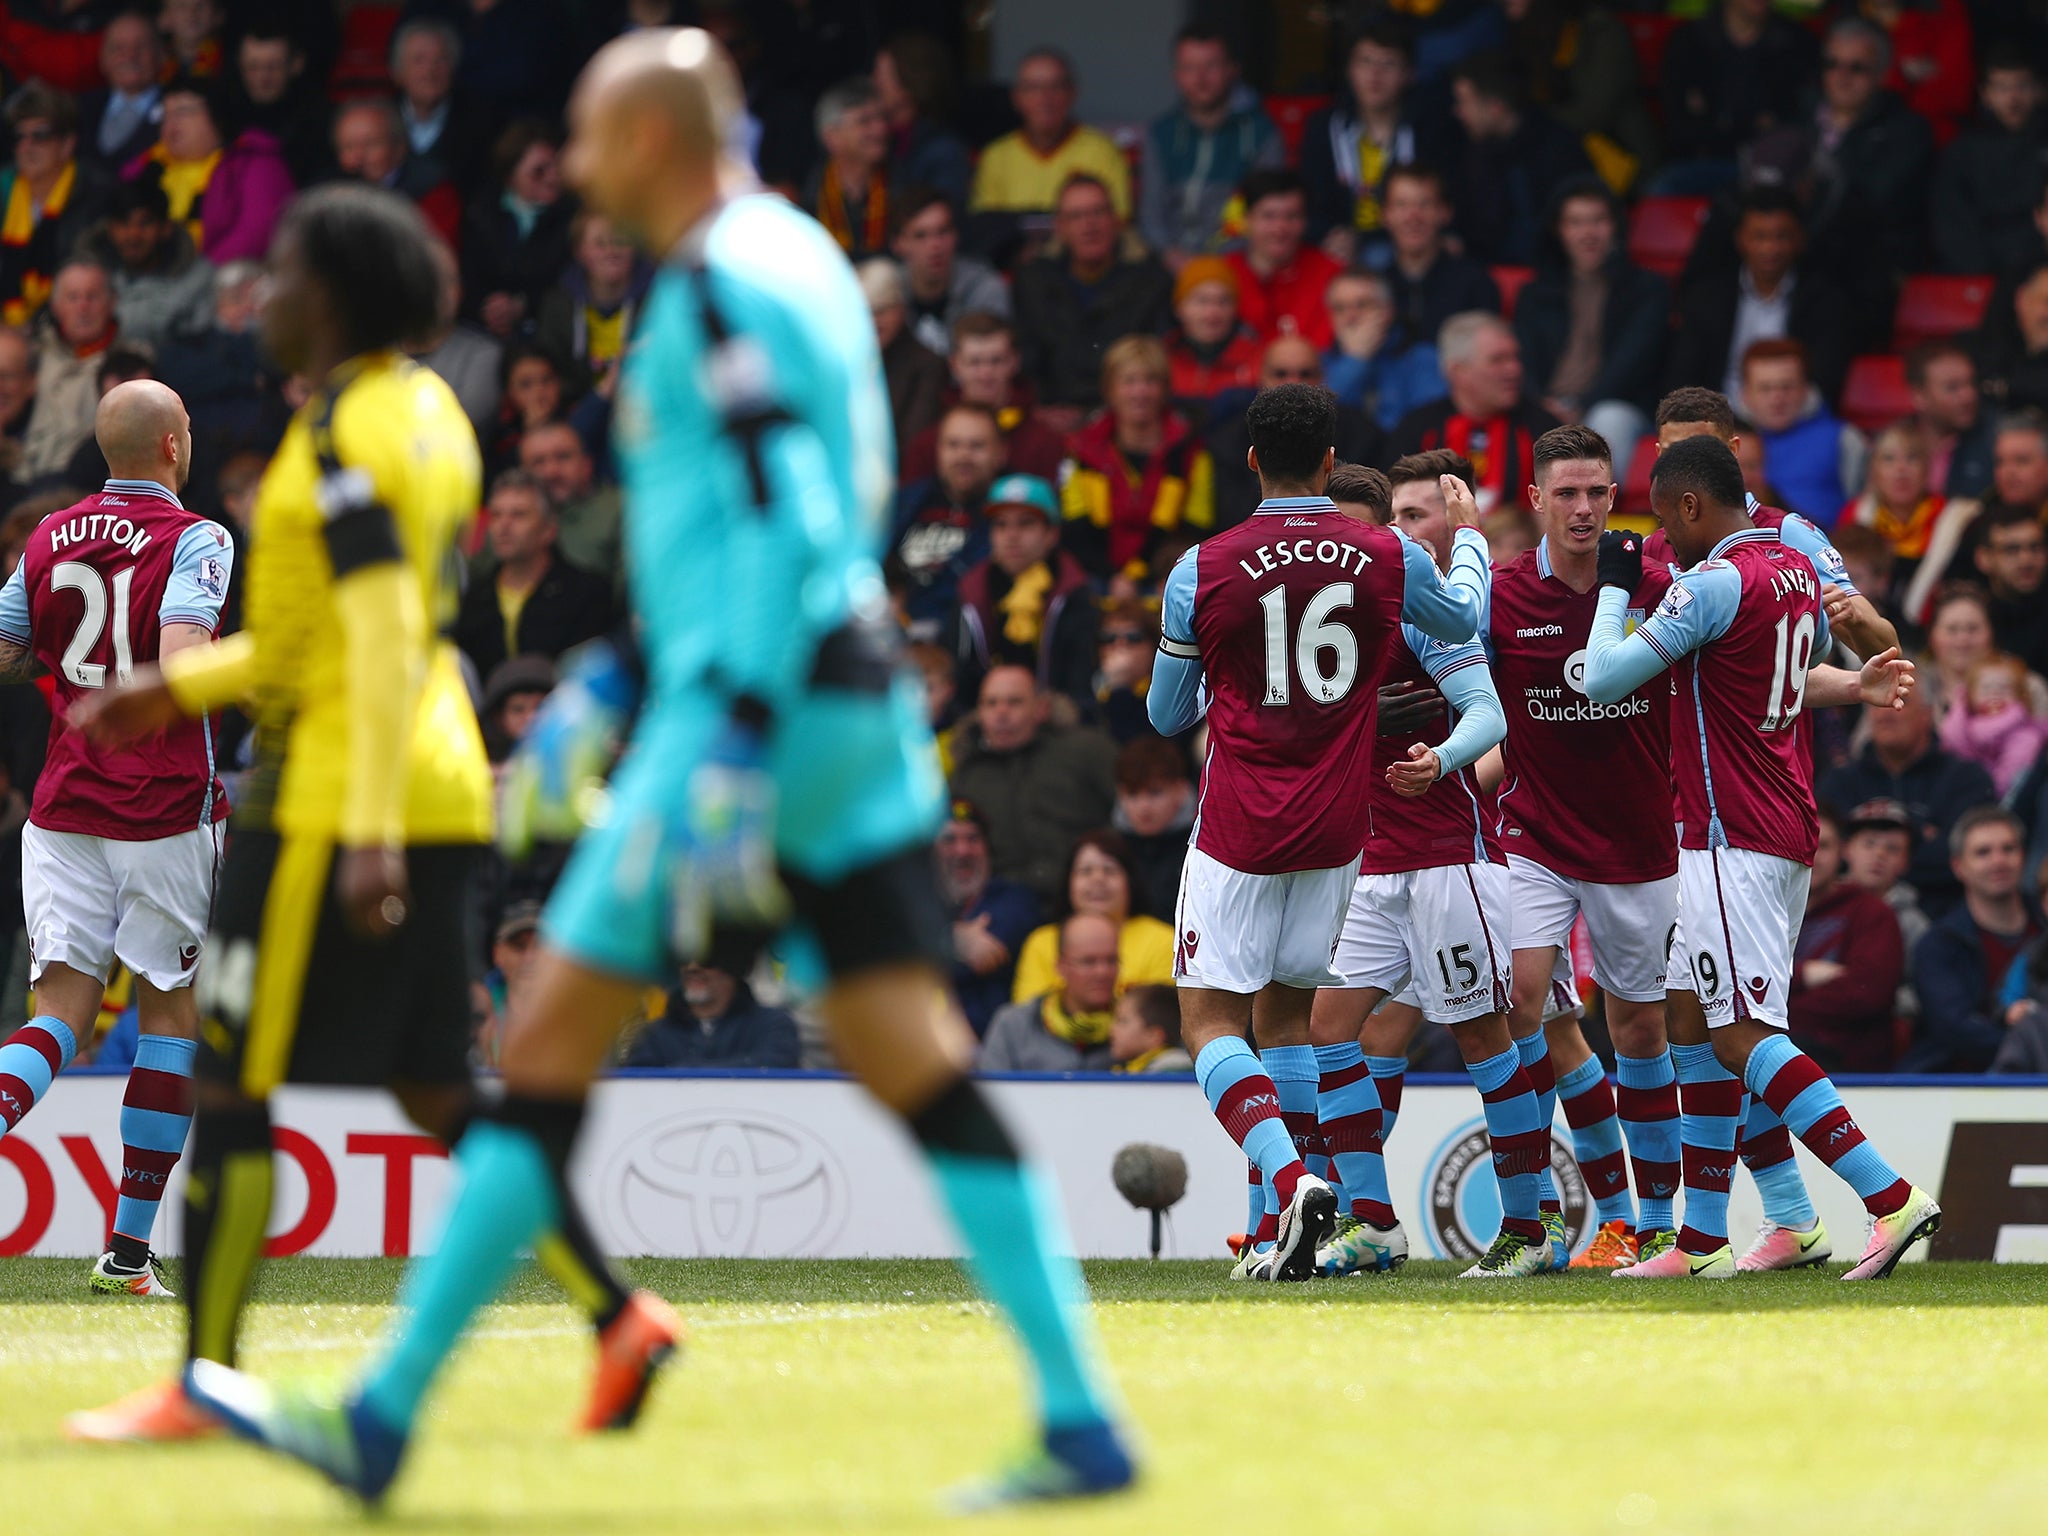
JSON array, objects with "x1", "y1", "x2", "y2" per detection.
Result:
[
  {"x1": 668, "y1": 713, "x2": 790, "y2": 961},
  {"x1": 498, "y1": 639, "x2": 639, "y2": 858},
  {"x1": 1596, "y1": 530, "x2": 1643, "y2": 593}
]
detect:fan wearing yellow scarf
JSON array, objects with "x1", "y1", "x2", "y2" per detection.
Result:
[{"x1": 977, "y1": 914, "x2": 1122, "y2": 1072}]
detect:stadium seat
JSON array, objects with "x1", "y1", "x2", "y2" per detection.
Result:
[
  {"x1": 1491, "y1": 265, "x2": 1535, "y2": 321},
  {"x1": 1618, "y1": 433, "x2": 1660, "y2": 524},
  {"x1": 1893, "y1": 274, "x2": 1995, "y2": 351},
  {"x1": 1623, "y1": 13, "x2": 1678, "y2": 92},
  {"x1": 332, "y1": 5, "x2": 401, "y2": 100},
  {"x1": 1264, "y1": 94, "x2": 1331, "y2": 164},
  {"x1": 1841, "y1": 354, "x2": 1914, "y2": 434},
  {"x1": 1627, "y1": 196, "x2": 1709, "y2": 279}
]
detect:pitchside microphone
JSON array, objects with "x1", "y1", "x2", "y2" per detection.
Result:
[{"x1": 1112, "y1": 1142, "x2": 1188, "y2": 1259}]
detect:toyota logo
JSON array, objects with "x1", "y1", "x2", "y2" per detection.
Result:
[{"x1": 600, "y1": 1112, "x2": 848, "y2": 1257}]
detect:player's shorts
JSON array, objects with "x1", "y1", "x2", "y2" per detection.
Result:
[
  {"x1": 1331, "y1": 861, "x2": 1512, "y2": 1025},
  {"x1": 1171, "y1": 846, "x2": 1360, "y2": 993},
  {"x1": 544, "y1": 673, "x2": 948, "y2": 985},
  {"x1": 22, "y1": 820, "x2": 223, "y2": 991},
  {"x1": 195, "y1": 828, "x2": 482, "y2": 1098},
  {"x1": 1507, "y1": 855, "x2": 1676, "y2": 1003},
  {"x1": 1666, "y1": 845, "x2": 1810, "y2": 1030},
  {"x1": 1540, "y1": 946, "x2": 1582, "y2": 1023}
]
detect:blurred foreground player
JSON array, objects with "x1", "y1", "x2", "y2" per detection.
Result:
[
  {"x1": 0, "y1": 381, "x2": 232, "y2": 1296},
  {"x1": 178, "y1": 31, "x2": 1134, "y2": 1510}
]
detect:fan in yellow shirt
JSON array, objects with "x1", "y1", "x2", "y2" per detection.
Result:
[
  {"x1": 1010, "y1": 830, "x2": 1174, "y2": 1002},
  {"x1": 969, "y1": 49, "x2": 1131, "y2": 219}
]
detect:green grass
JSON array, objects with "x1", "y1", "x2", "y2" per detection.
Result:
[{"x1": 4, "y1": 1258, "x2": 2047, "y2": 1534}]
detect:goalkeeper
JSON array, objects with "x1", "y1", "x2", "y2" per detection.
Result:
[{"x1": 183, "y1": 28, "x2": 1136, "y2": 1513}]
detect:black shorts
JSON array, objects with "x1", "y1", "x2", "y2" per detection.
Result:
[
  {"x1": 197, "y1": 828, "x2": 482, "y2": 1097},
  {"x1": 711, "y1": 845, "x2": 952, "y2": 983}
]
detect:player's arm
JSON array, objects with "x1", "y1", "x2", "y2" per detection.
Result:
[
  {"x1": 1808, "y1": 647, "x2": 1915, "y2": 711},
  {"x1": 1387, "y1": 635, "x2": 1505, "y2": 796},
  {"x1": 0, "y1": 557, "x2": 41, "y2": 680},
  {"x1": 156, "y1": 521, "x2": 234, "y2": 663},
  {"x1": 1148, "y1": 548, "x2": 1207, "y2": 735},
  {"x1": 1779, "y1": 513, "x2": 1899, "y2": 658},
  {"x1": 1396, "y1": 527, "x2": 1491, "y2": 644},
  {"x1": 1582, "y1": 533, "x2": 1736, "y2": 703}
]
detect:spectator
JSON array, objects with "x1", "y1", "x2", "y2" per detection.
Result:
[
  {"x1": 1801, "y1": 17, "x2": 1935, "y2": 276},
  {"x1": 415, "y1": 0, "x2": 574, "y2": 123},
  {"x1": 1164, "y1": 256, "x2": 1262, "y2": 417},
  {"x1": 947, "y1": 664, "x2": 1117, "y2": 905},
  {"x1": 1977, "y1": 259, "x2": 2048, "y2": 417},
  {"x1": 1789, "y1": 804, "x2": 1905, "y2": 1073},
  {"x1": 1228, "y1": 172, "x2": 1344, "y2": 352},
  {"x1": 1741, "y1": 338, "x2": 1866, "y2": 527},
  {"x1": 129, "y1": 77, "x2": 292, "y2": 265},
  {"x1": 0, "y1": 329, "x2": 38, "y2": 489},
  {"x1": 891, "y1": 187, "x2": 1008, "y2": 359},
  {"x1": 1140, "y1": 27, "x2": 1282, "y2": 269},
  {"x1": 412, "y1": 239, "x2": 503, "y2": 437},
  {"x1": 1971, "y1": 504, "x2": 2048, "y2": 674},
  {"x1": 459, "y1": 119, "x2": 573, "y2": 341},
  {"x1": 890, "y1": 402, "x2": 1002, "y2": 637},
  {"x1": 1443, "y1": 51, "x2": 1592, "y2": 266},
  {"x1": 1514, "y1": 176, "x2": 1669, "y2": 477},
  {"x1": 517, "y1": 421, "x2": 621, "y2": 588},
  {"x1": 1110, "y1": 984, "x2": 1193, "y2": 1074},
  {"x1": 1819, "y1": 691, "x2": 1998, "y2": 916},
  {"x1": 1865, "y1": 0, "x2": 1976, "y2": 139},
  {"x1": 1300, "y1": 25, "x2": 1431, "y2": 266},
  {"x1": 78, "y1": 11, "x2": 165, "y2": 171},
  {"x1": 23, "y1": 259, "x2": 117, "y2": 481},
  {"x1": 898, "y1": 314, "x2": 1064, "y2": 484},
  {"x1": 977, "y1": 913, "x2": 1119, "y2": 1073},
  {"x1": 474, "y1": 902, "x2": 543, "y2": 1067},
  {"x1": 1208, "y1": 336, "x2": 1383, "y2": 525},
  {"x1": 1010, "y1": 830, "x2": 1175, "y2": 1004},
  {"x1": 1670, "y1": 188, "x2": 1853, "y2": 409},
  {"x1": 1906, "y1": 807, "x2": 2039, "y2": 1071},
  {"x1": 1374, "y1": 165, "x2": 1500, "y2": 362},
  {"x1": 1941, "y1": 650, "x2": 2048, "y2": 794},
  {"x1": 1010, "y1": 174, "x2": 1172, "y2": 414},
  {"x1": 155, "y1": 257, "x2": 279, "y2": 451},
  {"x1": 481, "y1": 342, "x2": 563, "y2": 481},
  {"x1": 936, "y1": 799, "x2": 1040, "y2": 1038},
  {"x1": 0, "y1": 83, "x2": 112, "y2": 327},
  {"x1": 1840, "y1": 422, "x2": 1950, "y2": 595},
  {"x1": 1933, "y1": 47, "x2": 2048, "y2": 278},
  {"x1": 1321, "y1": 268, "x2": 1446, "y2": 433},
  {"x1": 1659, "y1": 0, "x2": 1817, "y2": 186},
  {"x1": 1498, "y1": 0, "x2": 1658, "y2": 191},
  {"x1": 226, "y1": 24, "x2": 327, "y2": 188},
  {"x1": 858, "y1": 256, "x2": 947, "y2": 456},
  {"x1": 159, "y1": 0, "x2": 224, "y2": 79},
  {"x1": 81, "y1": 178, "x2": 212, "y2": 351},
  {"x1": 333, "y1": 97, "x2": 461, "y2": 250},
  {"x1": 1112, "y1": 736, "x2": 1193, "y2": 921},
  {"x1": 968, "y1": 49, "x2": 1130, "y2": 240},
  {"x1": 696, "y1": 1, "x2": 815, "y2": 192},
  {"x1": 1921, "y1": 582, "x2": 2048, "y2": 717},
  {"x1": 623, "y1": 964, "x2": 801, "y2": 1070},
  {"x1": 953, "y1": 473, "x2": 1097, "y2": 707},
  {"x1": 807, "y1": 78, "x2": 894, "y2": 263},
  {"x1": 1844, "y1": 797, "x2": 1933, "y2": 965},
  {"x1": 1091, "y1": 599, "x2": 1164, "y2": 747},
  {"x1": 873, "y1": 32, "x2": 971, "y2": 213},
  {"x1": 390, "y1": 17, "x2": 491, "y2": 187},
  {"x1": 1392, "y1": 312, "x2": 1559, "y2": 515},
  {"x1": 1909, "y1": 341, "x2": 1995, "y2": 501},
  {"x1": 478, "y1": 655, "x2": 555, "y2": 764},
  {"x1": 1909, "y1": 410, "x2": 2048, "y2": 615},
  {"x1": 533, "y1": 210, "x2": 649, "y2": 401},
  {"x1": 451, "y1": 469, "x2": 617, "y2": 680},
  {"x1": 1059, "y1": 335, "x2": 1214, "y2": 583},
  {"x1": 1831, "y1": 522, "x2": 1901, "y2": 616}
]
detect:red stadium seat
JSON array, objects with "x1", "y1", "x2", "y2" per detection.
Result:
[
  {"x1": 1841, "y1": 355, "x2": 1914, "y2": 434},
  {"x1": 1618, "y1": 433, "x2": 1660, "y2": 524},
  {"x1": 1264, "y1": 94, "x2": 1331, "y2": 164},
  {"x1": 1893, "y1": 274, "x2": 1995, "y2": 351},
  {"x1": 1623, "y1": 13, "x2": 1678, "y2": 92},
  {"x1": 1628, "y1": 196, "x2": 1709, "y2": 280},
  {"x1": 1491, "y1": 265, "x2": 1535, "y2": 320},
  {"x1": 332, "y1": 5, "x2": 401, "y2": 100}
]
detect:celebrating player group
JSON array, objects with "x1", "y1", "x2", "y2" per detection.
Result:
[{"x1": 1153, "y1": 382, "x2": 1941, "y2": 1284}]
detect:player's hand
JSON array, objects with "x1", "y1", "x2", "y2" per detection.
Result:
[
  {"x1": 1596, "y1": 530, "x2": 1643, "y2": 592},
  {"x1": 1440, "y1": 474, "x2": 1481, "y2": 532},
  {"x1": 1376, "y1": 679, "x2": 1446, "y2": 737},
  {"x1": 669, "y1": 717, "x2": 790, "y2": 960},
  {"x1": 1821, "y1": 583, "x2": 1856, "y2": 632},
  {"x1": 1857, "y1": 646, "x2": 1915, "y2": 711},
  {"x1": 336, "y1": 845, "x2": 410, "y2": 938},
  {"x1": 498, "y1": 639, "x2": 639, "y2": 858},
  {"x1": 1386, "y1": 743, "x2": 1443, "y2": 797},
  {"x1": 67, "y1": 665, "x2": 183, "y2": 747}
]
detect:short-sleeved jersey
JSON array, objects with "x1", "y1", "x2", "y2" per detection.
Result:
[
  {"x1": 0, "y1": 482, "x2": 231, "y2": 840},
  {"x1": 1635, "y1": 526, "x2": 1827, "y2": 864},
  {"x1": 1490, "y1": 538, "x2": 1678, "y2": 882},
  {"x1": 1360, "y1": 626, "x2": 1501, "y2": 874},
  {"x1": 1645, "y1": 501, "x2": 1855, "y2": 595}
]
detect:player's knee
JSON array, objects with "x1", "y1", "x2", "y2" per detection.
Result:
[
  {"x1": 1708, "y1": 1029, "x2": 1750, "y2": 1077},
  {"x1": 906, "y1": 1076, "x2": 1020, "y2": 1163},
  {"x1": 1606, "y1": 1003, "x2": 1666, "y2": 1060}
]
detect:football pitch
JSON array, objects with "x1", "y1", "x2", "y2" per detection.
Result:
[{"x1": 4, "y1": 1257, "x2": 2046, "y2": 1535}]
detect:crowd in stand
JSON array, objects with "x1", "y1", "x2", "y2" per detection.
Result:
[{"x1": 0, "y1": 0, "x2": 2045, "y2": 1077}]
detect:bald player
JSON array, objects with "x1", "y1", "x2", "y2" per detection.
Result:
[
  {"x1": 184, "y1": 30, "x2": 1135, "y2": 1511},
  {"x1": 0, "y1": 380, "x2": 232, "y2": 1296}
]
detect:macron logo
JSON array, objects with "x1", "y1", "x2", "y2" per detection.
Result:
[{"x1": 1516, "y1": 624, "x2": 1565, "y2": 638}]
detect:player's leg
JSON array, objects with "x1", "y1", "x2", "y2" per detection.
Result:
[
  {"x1": 1361, "y1": 994, "x2": 1421, "y2": 1148},
  {"x1": 1542, "y1": 958, "x2": 1639, "y2": 1267},
  {"x1": 4, "y1": 826, "x2": 115, "y2": 1137},
  {"x1": 1310, "y1": 877, "x2": 1402, "y2": 1274},
  {"x1": 1504, "y1": 859, "x2": 1580, "y2": 1261},
  {"x1": 1734, "y1": 1094, "x2": 1830, "y2": 1270},
  {"x1": 0, "y1": 961, "x2": 94, "y2": 1133}
]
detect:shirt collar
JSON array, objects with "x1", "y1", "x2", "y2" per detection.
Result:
[
  {"x1": 101, "y1": 477, "x2": 183, "y2": 507},
  {"x1": 1536, "y1": 535, "x2": 1554, "y2": 579},
  {"x1": 1706, "y1": 525, "x2": 1778, "y2": 561},
  {"x1": 1738, "y1": 267, "x2": 1795, "y2": 305},
  {"x1": 1252, "y1": 495, "x2": 1337, "y2": 516}
]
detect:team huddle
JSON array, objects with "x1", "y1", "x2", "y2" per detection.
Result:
[{"x1": 1154, "y1": 381, "x2": 1942, "y2": 1284}]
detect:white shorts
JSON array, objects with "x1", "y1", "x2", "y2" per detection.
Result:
[
  {"x1": 1507, "y1": 854, "x2": 1676, "y2": 1003},
  {"x1": 1173, "y1": 846, "x2": 1361, "y2": 993},
  {"x1": 22, "y1": 821, "x2": 222, "y2": 991},
  {"x1": 1331, "y1": 862, "x2": 1512, "y2": 1025},
  {"x1": 1540, "y1": 946, "x2": 1582, "y2": 1022},
  {"x1": 1666, "y1": 846, "x2": 1808, "y2": 1030}
]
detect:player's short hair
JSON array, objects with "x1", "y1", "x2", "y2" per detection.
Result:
[
  {"x1": 815, "y1": 76, "x2": 880, "y2": 138},
  {"x1": 275, "y1": 184, "x2": 441, "y2": 357},
  {"x1": 489, "y1": 466, "x2": 556, "y2": 516},
  {"x1": 1238, "y1": 167, "x2": 1307, "y2": 214},
  {"x1": 1655, "y1": 386, "x2": 1737, "y2": 437},
  {"x1": 1741, "y1": 337, "x2": 1810, "y2": 380},
  {"x1": 1122, "y1": 983, "x2": 1183, "y2": 1049},
  {"x1": 1388, "y1": 448, "x2": 1476, "y2": 494},
  {"x1": 950, "y1": 311, "x2": 1014, "y2": 351},
  {"x1": 5, "y1": 80, "x2": 77, "y2": 138},
  {"x1": 1115, "y1": 734, "x2": 1186, "y2": 793},
  {"x1": 890, "y1": 183, "x2": 954, "y2": 237},
  {"x1": 1326, "y1": 461, "x2": 1392, "y2": 520},
  {"x1": 1244, "y1": 382, "x2": 1337, "y2": 484},
  {"x1": 1532, "y1": 424, "x2": 1612, "y2": 480},
  {"x1": 1951, "y1": 803, "x2": 2024, "y2": 859},
  {"x1": 1904, "y1": 338, "x2": 1972, "y2": 388},
  {"x1": 1649, "y1": 432, "x2": 1746, "y2": 510}
]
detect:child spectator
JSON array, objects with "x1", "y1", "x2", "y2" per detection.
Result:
[
  {"x1": 1940, "y1": 652, "x2": 2048, "y2": 794},
  {"x1": 1110, "y1": 984, "x2": 1193, "y2": 1074}
]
